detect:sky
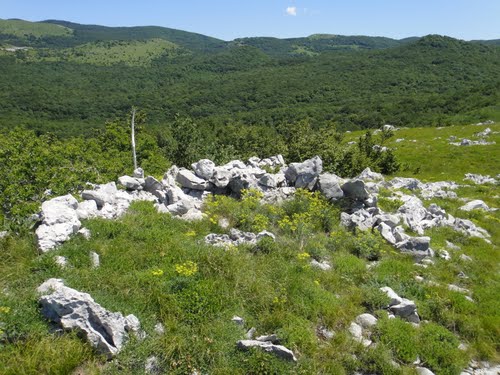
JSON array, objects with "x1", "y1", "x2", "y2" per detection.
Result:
[{"x1": 2, "y1": 0, "x2": 500, "y2": 41}]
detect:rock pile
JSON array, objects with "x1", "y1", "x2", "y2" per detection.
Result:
[{"x1": 33, "y1": 154, "x2": 491, "y2": 257}]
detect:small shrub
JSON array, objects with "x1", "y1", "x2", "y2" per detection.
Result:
[{"x1": 373, "y1": 317, "x2": 419, "y2": 363}]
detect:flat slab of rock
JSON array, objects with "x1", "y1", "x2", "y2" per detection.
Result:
[
  {"x1": 237, "y1": 340, "x2": 297, "y2": 362},
  {"x1": 176, "y1": 169, "x2": 207, "y2": 190},
  {"x1": 38, "y1": 279, "x2": 140, "y2": 358}
]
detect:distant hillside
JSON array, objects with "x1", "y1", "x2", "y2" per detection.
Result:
[
  {"x1": 0, "y1": 21, "x2": 499, "y2": 136},
  {"x1": 231, "y1": 34, "x2": 411, "y2": 57},
  {"x1": 0, "y1": 18, "x2": 72, "y2": 38}
]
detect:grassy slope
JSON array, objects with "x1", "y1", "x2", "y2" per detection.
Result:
[
  {"x1": 0, "y1": 123, "x2": 499, "y2": 374},
  {"x1": 19, "y1": 39, "x2": 183, "y2": 66},
  {"x1": 0, "y1": 19, "x2": 72, "y2": 38},
  {"x1": 345, "y1": 122, "x2": 500, "y2": 182}
]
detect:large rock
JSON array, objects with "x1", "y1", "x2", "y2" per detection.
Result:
[
  {"x1": 396, "y1": 236, "x2": 432, "y2": 258},
  {"x1": 192, "y1": 159, "x2": 215, "y2": 180},
  {"x1": 82, "y1": 182, "x2": 118, "y2": 208},
  {"x1": 36, "y1": 195, "x2": 81, "y2": 252},
  {"x1": 143, "y1": 176, "x2": 166, "y2": 202},
  {"x1": 284, "y1": 156, "x2": 322, "y2": 189},
  {"x1": 118, "y1": 176, "x2": 143, "y2": 191},
  {"x1": 236, "y1": 340, "x2": 297, "y2": 362},
  {"x1": 210, "y1": 167, "x2": 233, "y2": 188},
  {"x1": 341, "y1": 180, "x2": 369, "y2": 201},
  {"x1": 76, "y1": 200, "x2": 99, "y2": 220},
  {"x1": 38, "y1": 279, "x2": 140, "y2": 358},
  {"x1": 318, "y1": 173, "x2": 344, "y2": 200},
  {"x1": 176, "y1": 169, "x2": 207, "y2": 191}
]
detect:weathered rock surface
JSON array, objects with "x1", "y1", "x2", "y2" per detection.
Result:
[
  {"x1": 36, "y1": 195, "x2": 81, "y2": 252},
  {"x1": 284, "y1": 156, "x2": 322, "y2": 189},
  {"x1": 459, "y1": 200, "x2": 492, "y2": 212},
  {"x1": 317, "y1": 173, "x2": 344, "y2": 200},
  {"x1": 237, "y1": 340, "x2": 297, "y2": 362},
  {"x1": 38, "y1": 279, "x2": 140, "y2": 358},
  {"x1": 205, "y1": 228, "x2": 275, "y2": 248}
]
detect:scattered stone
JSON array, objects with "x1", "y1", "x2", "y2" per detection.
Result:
[
  {"x1": 78, "y1": 228, "x2": 91, "y2": 240},
  {"x1": 460, "y1": 254, "x2": 473, "y2": 262},
  {"x1": 446, "y1": 241, "x2": 461, "y2": 251},
  {"x1": 416, "y1": 367, "x2": 435, "y2": 375},
  {"x1": 317, "y1": 326, "x2": 335, "y2": 340},
  {"x1": 310, "y1": 259, "x2": 332, "y2": 271},
  {"x1": 232, "y1": 316, "x2": 245, "y2": 326},
  {"x1": 191, "y1": 159, "x2": 216, "y2": 180},
  {"x1": 176, "y1": 169, "x2": 208, "y2": 190},
  {"x1": 204, "y1": 229, "x2": 275, "y2": 248},
  {"x1": 76, "y1": 200, "x2": 99, "y2": 220},
  {"x1": 438, "y1": 250, "x2": 451, "y2": 261},
  {"x1": 236, "y1": 340, "x2": 297, "y2": 362},
  {"x1": 36, "y1": 194, "x2": 81, "y2": 252},
  {"x1": 380, "y1": 287, "x2": 419, "y2": 323},
  {"x1": 459, "y1": 200, "x2": 492, "y2": 212},
  {"x1": 0, "y1": 231, "x2": 8, "y2": 239},
  {"x1": 154, "y1": 323, "x2": 165, "y2": 335},
  {"x1": 464, "y1": 173, "x2": 497, "y2": 185},
  {"x1": 90, "y1": 252, "x2": 100, "y2": 269},
  {"x1": 256, "y1": 334, "x2": 279, "y2": 344},
  {"x1": 355, "y1": 313, "x2": 378, "y2": 329},
  {"x1": 55, "y1": 256, "x2": 68, "y2": 269},
  {"x1": 448, "y1": 284, "x2": 470, "y2": 295},
  {"x1": 476, "y1": 128, "x2": 491, "y2": 138},
  {"x1": 246, "y1": 327, "x2": 256, "y2": 339},
  {"x1": 133, "y1": 168, "x2": 144, "y2": 179},
  {"x1": 380, "y1": 287, "x2": 403, "y2": 306},
  {"x1": 341, "y1": 180, "x2": 369, "y2": 200},
  {"x1": 38, "y1": 278, "x2": 140, "y2": 358},
  {"x1": 145, "y1": 356, "x2": 161, "y2": 375},
  {"x1": 357, "y1": 167, "x2": 384, "y2": 182}
]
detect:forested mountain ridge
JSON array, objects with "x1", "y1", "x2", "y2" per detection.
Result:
[{"x1": 0, "y1": 19, "x2": 499, "y2": 137}]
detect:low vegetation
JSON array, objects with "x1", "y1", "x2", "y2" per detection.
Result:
[{"x1": 0, "y1": 123, "x2": 499, "y2": 374}]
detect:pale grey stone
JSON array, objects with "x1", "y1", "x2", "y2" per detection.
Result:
[
  {"x1": 237, "y1": 340, "x2": 297, "y2": 362},
  {"x1": 38, "y1": 278, "x2": 139, "y2": 358},
  {"x1": 176, "y1": 169, "x2": 207, "y2": 190}
]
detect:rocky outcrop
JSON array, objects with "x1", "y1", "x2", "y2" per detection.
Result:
[{"x1": 38, "y1": 279, "x2": 141, "y2": 358}]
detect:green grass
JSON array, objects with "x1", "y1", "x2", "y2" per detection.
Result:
[
  {"x1": 0, "y1": 19, "x2": 72, "y2": 38},
  {"x1": 345, "y1": 122, "x2": 500, "y2": 182},
  {"x1": 0, "y1": 124, "x2": 499, "y2": 373},
  {"x1": 6, "y1": 38, "x2": 184, "y2": 66}
]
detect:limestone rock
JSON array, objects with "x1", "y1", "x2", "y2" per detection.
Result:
[
  {"x1": 284, "y1": 156, "x2": 322, "y2": 189},
  {"x1": 82, "y1": 182, "x2": 118, "y2": 208},
  {"x1": 355, "y1": 313, "x2": 378, "y2": 329},
  {"x1": 459, "y1": 200, "x2": 491, "y2": 212},
  {"x1": 118, "y1": 176, "x2": 143, "y2": 191},
  {"x1": 38, "y1": 278, "x2": 140, "y2": 358},
  {"x1": 192, "y1": 159, "x2": 215, "y2": 180},
  {"x1": 36, "y1": 194, "x2": 81, "y2": 252},
  {"x1": 341, "y1": 180, "x2": 369, "y2": 201},
  {"x1": 176, "y1": 169, "x2": 207, "y2": 190},
  {"x1": 318, "y1": 173, "x2": 344, "y2": 200},
  {"x1": 236, "y1": 340, "x2": 297, "y2": 362}
]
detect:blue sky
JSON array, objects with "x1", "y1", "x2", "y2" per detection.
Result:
[{"x1": 2, "y1": 0, "x2": 499, "y2": 41}]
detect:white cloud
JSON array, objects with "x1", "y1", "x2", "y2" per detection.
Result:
[{"x1": 286, "y1": 6, "x2": 297, "y2": 16}]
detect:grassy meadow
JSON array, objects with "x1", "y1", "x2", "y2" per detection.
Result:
[{"x1": 0, "y1": 124, "x2": 499, "y2": 374}]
